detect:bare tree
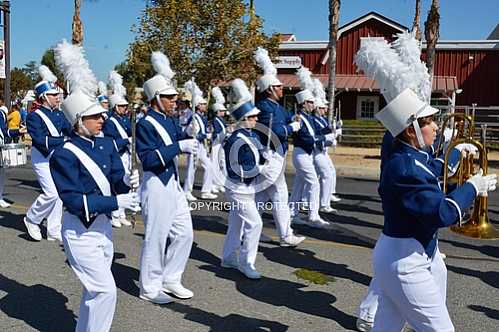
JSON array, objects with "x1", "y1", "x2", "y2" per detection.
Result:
[
  {"x1": 327, "y1": 0, "x2": 340, "y2": 124},
  {"x1": 72, "y1": 0, "x2": 84, "y2": 45},
  {"x1": 412, "y1": 0, "x2": 422, "y2": 41},
  {"x1": 424, "y1": 0, "x2": 440, "y2": 77}
]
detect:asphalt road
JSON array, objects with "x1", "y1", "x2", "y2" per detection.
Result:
[{"x1": 0, "y1": 164, "x2": 498, "y2": 331}]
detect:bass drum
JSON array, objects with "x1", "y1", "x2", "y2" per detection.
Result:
[{"x1": 0, "y1": 143, "x2": 28, "y2": 167}]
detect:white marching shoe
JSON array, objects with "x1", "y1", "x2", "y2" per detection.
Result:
[
  {"x1": 280, "y1": 234, "x2": 306, "y2": 247},
  {"x1": 185, "y1": 192, "x2": 198, "y2": 201},
  {"x1": 163, "y1": 283, "x2": 194, "y2": 299},
  {"x1": 221, "y1": 255, "x2": 239, "y2": 269},
  {"x1": 308, "y1": 218, "x2": 331, "y2": 229},
  {"x1": 200, "y1": 192, "x2": 217, "y2": 200},
  {"x1": 111, "y1": 217, "x2": 122, "y2": 228},
  {"x1": 330, "y1": 194, "x2": 342, "y2": 202},
  {"x1": 139, "y1": 292, "x2": 173, "y2": 304},
  {"x1": 119, "y1": 217, "x2": 132, "y2": 227},
  {"x1": 23, "y1": 216, "x2": 42, "y2": 241},
  {"x1": 319, "y1": 206, "x2": 337, "y2": 213},
  {"x1": 356, "y1": 318, "x2": 373, "y2": 332},
  {"x1": 238, "y1": 265, "x2": 261, "y2": 280},
  {"x1": 47, "y1": 233, "x2": 62, "y2": 242},
  {"x1": 0, "y1": 199, "x2": 11, "y2": 208}
]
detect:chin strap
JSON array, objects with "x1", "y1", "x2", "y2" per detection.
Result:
[
  {"x1": 155, "y1": 95, "x2": 165, "y2": 112},
  {"x1": 77, "y1": 116, "x2": 92, "y2": 137},
  {"x1": 269, "y1": 86, "x2": 279, "y2": 101},
  {"x1": 412, "y1": 119, "x2": 426, "y2": 149},
  {"x1": 43, "y1": 94, "x2": 56, "y2": 110}
]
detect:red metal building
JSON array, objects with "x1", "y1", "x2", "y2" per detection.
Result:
[{"x1": 277, "y1": 12, "x2": 499, "y2": 120}]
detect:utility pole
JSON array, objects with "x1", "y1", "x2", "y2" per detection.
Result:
[{"x1": 2, "y1": 1, "x2": 10, "y2": 107}]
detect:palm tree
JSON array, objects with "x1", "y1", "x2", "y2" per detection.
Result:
[
  {"x1": 424, "y1": 0, "x2": 440, "y2": 76},
  {"x1": 72, "y1": 0, "x2": 84, "y2": 45},
  {"x1": 327, "y1": 0, "x2": 340, "y2": 124},
  {"x1": 412, "y1": 0, "x2": 422, "y2": 41}
]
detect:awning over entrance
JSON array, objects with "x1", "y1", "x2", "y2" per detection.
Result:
[{"x1": 277, "y1": 74, "x2": 459, "y2": 94}]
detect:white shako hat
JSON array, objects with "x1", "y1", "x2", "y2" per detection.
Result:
[
  {"x1": 229, "y1": 78, "x2": 260, "y2": 121},
  {"x1": 143, "y1": 51, "x2": 177, "y2": 101},
  {"x1": 108, "y1": 70, "x2": 129, "y2": 108},
  {"x1": 211, "y1": 86, "x2": 227, "y2": 112},
  {"x1": 295, "y1": 89, "x2": 315, "y2": 105},
  {"x1": 254, "y1": 47, "x2": 282, "y2": 92}
]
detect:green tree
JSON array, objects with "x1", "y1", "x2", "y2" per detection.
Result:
[
  {"x1": 10, "y1": 67, "x2": 34, "y2": 101},
  {"x1": 22, "y1": 61, "x2": 39, "y2": 83},
  {"x1": 120, "y1": 0, "x2": 278, "y2": 93}
]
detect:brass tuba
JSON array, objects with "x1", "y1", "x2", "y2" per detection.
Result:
[{"x1": 442, "y1": 119, "x2": 499, "y2": 239}]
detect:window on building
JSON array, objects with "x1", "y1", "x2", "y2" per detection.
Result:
[{"x1": 356, "y1": 96, "x2": 379, "y2": 120}]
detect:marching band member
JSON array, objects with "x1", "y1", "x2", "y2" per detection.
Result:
[
  {"x1": 221, "y1": 78, "x2": 283, "y2": 279},
  {"x1": 210, "y1": 86, "x2": 228, "y2": 193},
  {"x1": 23, "y1": 65, "x2": 71, "y2": 242},
  {"x1": 137, "y1": 51, "x2": 198, "y2": 304},
  {"x1": 183, "y1": 79, "x2": 217, "y2": 201},
  {"x1": 253, "y1": 47, "x2": 304, "y2": 247},
  {"x1": 354, "y1": 33, "x2": 497, "y2": 332},
  {"x1": 288, "y1": 87, "x2": 330, "y2": 228},
  {"x1": 102, "y1": 71, "x2": 133, "y2": 228},
  {"x1": 51, "y1": 39, "x2": 140, "y2": 332},
  {"x1": 311, "y1": 77, "x2": 338, "y2": 213},
  {"x1": 97, "y1": 81, "x2": 110, "y2": 110},
  {"x1": 0, "y1": 97, "x2": 27, "y2": 208}
]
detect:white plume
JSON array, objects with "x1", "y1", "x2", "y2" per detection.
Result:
[
  {"x1": 254, "y1": 47, "x2": 277, "y2": 76},
  {"x1": 296, "y1": 66, "x2": 315, "y2": 91},
  {"x1": 151, "y1": 51, "x2": 175, "y2": 81},
  {"x1": 230, "y1": 78, "x2": 252, "y2": 104},
  {"x1": 211, "y1": 86, "x2": 225, "y2": 105},
  {"x1": 108, "y1": 70, "x2": 127, "y2": 97},
  {"x1": 391, "y1": 31, "x2": 432, "y2": 103},
  {"x1": 184, "y1": 78, "x2": 203, "y2": 107},
  {"x1": 54, "y1": 39, "x2": 98, "y2": 96},
  {"x1": 355, "y1": 37, "x2": 415, "y2": 102},
  {"x1": 312, "y1": 78, "x2": 326, "y2": 102},
  {"x1": 38, "y1": 65, "x2": 57, "y2": 83},
  {"x1": 97, "y1": 81, "x2": 107, "y2": 97}
]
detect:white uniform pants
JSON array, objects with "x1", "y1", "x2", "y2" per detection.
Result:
[
  {"x1": 139, "y1": 172, "x2": 193, "y2": 297},
  {"x1": 62, "y1": 213, "x2": 116, "y2": 332},
  {"x1": 223, "y1": 188, "x2": 263, "y2": 269},
  {"x1": 358, "y1": 276, "x2": 380, "y2": 323},
  {"x1": 313, "y1": 150, "x2": 336, "y2": 208},
  {"x1": 183, "y1": 143, "x2": 214, "y2": 194},
  {"x1": 289, "y1": 147, "x2": 320, "y2": 220},
  {"x1": 255, "y1": 158, "x2": 294, "y2": 239},
  {"x1": 210, "y1": 142, "x2": 226, "y2": 188},
  {"x1": 112, "y1": 152, "x2": 131, "y2": 219},
  {"x1": 27, "y1": 147, "x2": 63, "y2": 238},
  {"x1": 372, "y1": 234, "x2": 453, "y2": 332},
  {"x1": 0, "y1": 167, "x2": 6, "y2": 200}
]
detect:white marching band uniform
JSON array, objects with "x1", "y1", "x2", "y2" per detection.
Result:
[
  {"x1": 0, "y1": 105, "x2": 24, "y2": 207},
  {"x1": 137, "y1": 58, "x2": 196, "y2": 303},
  {"x1": 24, "y1": 79, "x2": 71, "y2": 241}
]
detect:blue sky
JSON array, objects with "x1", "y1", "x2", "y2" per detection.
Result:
[{"x1": 8, "y1": 0, "x2": 498, "y2": 81}]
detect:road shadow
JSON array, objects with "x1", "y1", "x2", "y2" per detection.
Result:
[
  {"x1": 337, "y1": 192, "x2": 381, "y2": 203},
  {"x1": 446, "y1": 264, "x2": 499, "y2": 290},
  {"x1": 8, "y1": 177, "x2": 41, "y2": 191},
  {"x1": 440, "y1": 238, "x2": 499, "y2": 260},
  {"x1": 0, "y1": 273, "x2": 77, "y2": 331},
  {"x1": 0, "y1": 209, "x2": 27, "y2": 233},
  {"x1": 192, "y1": 214, "x2": 228, "y2": 236},
  {"x1": 191, "y1": 244, "x2": 357, "y2": 330},
  {"x1": 168, "y1": 302, "x2": 289, "y2": 331},
  {"x1": 111, "y1": 252, "x2": 140, "y2": 297},
  {"x1": 468, "y1": 304, "x2": 499, "y2": 320},
  {"x1": 331, "y1": 202, "x2": 384, "y2": 217}
]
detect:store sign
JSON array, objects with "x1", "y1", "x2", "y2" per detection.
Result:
[
  {"x1": 276, "y1": 56, "x2": 301, "y2": 69},
  {"x1": 0, "y1": 40, "x2": 5, "y2": 79}
]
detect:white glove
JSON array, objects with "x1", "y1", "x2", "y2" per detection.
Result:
[
  {"x1": 178, "y1": 139, "x2": 198, "y2": 154},
  {"x1": 128, "y1": 137, "x2": 133, "y2": 144},
  {"x1": 206, "y1": 132, "x2": 212, "y2": 140},
  {"x1": 289, "y1": 121, "x2": 301, "y2": 132},
  {"x1": 124, "y1": 169, "x2": 140, "y2": 189},
  {"x1": 117, "y1": 192, "x2": 141, "y2": 212},
  {"x1": 443, "y1": 127, "x2": 454, "y2": 142},
  {"x1": 455, "y1": 143, "x2": 478, "y2": 155},
  {"x1": 260, "y1": 152, "x2": 284, "y2": 182},
  {"x1": 335, "y1": 128, "x2": 342, "y2": 137},
  {"x1": 467, "y1": 169, "x2": 497, "y2": 197},
  {"x1": 324, "y1": 133, "x2": 335, "y2": 142},
  {"x1": 185, "y1": 122, "x2": 200, "y2": 137}
]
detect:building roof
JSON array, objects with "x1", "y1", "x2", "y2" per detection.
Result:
[
  {"x1": 278, "y1": 34, "x2": 296, "y2": 42},
  {"x1": 487, "y1": 24, "x2": 499, "y2": 40},
  {"x1": 277, "y1": 74, "x2": 459, "y2": 94},
  {"x1": 337, "y1": 11, "x2": 408, "y2": 38}
]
